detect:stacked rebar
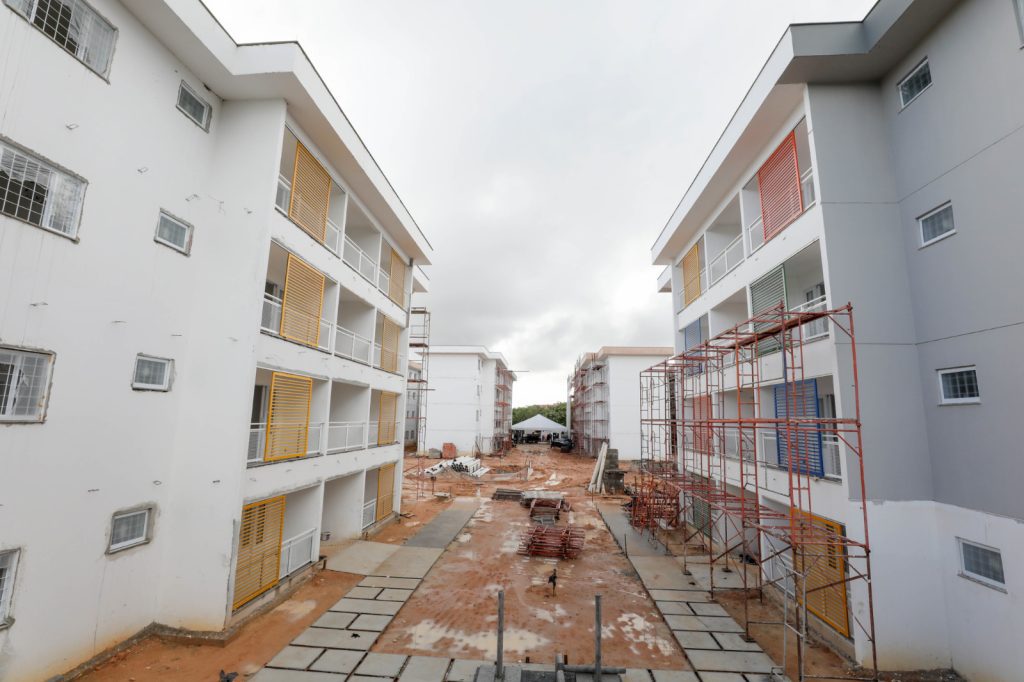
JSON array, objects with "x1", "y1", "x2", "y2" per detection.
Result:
[{"x1": 517, "y1": 525, "x2": 585, "y2": 558}]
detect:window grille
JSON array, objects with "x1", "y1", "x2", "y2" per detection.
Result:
[
  {"x1": 177, "y1": 81, "x2": 212, "y2": 130},
  {"x1": 155, "y1": 210, "x2": 193, "y2": 254},
  {"x1": 0, "y1": 347, "x2": 53, "y2": 421},
  {"x1": 899, "y1": 59, "x2": 932, "y2": 108},
  {"x1": 132, "y1": 355, "x2": 172, "y2": 391},
  {"x1": 109, "y1": 509, "x2": 149, "y2": 551},
  {"x1": 938, "y1": 367, "x2": 979, "y2": 404},
  {"x1": 919, "y1": 203, "x2": 955, "y2": 246},
  {"x1": 0, "y1": 141, "x2": 85, "y2": 237},
  {"x1": 5, "y1": 0, "x2": 117, "y2": 76},
  {"x1": 0, "y1": 549, "x2": 19, "y2": 622},
  {"x1": 959, "y1": 539, "x2": 1004, "y2": 587}
]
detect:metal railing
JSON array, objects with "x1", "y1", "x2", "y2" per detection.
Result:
[
  {"x1": 801, "y1": 167, "x2": 816, "y2": 208},
  {"x1": 277, "y1": 174, "x2": 341, "y2": 254},
  {"x1": 247, "y1": 422, "x2": 323, "y2": 464},
  {"x1": 362, "y1": 499, "x2": 377, "y2": 529},
  {"x1": 334, "y1": 324, "x2": 372, "y2": 364},
  {"x1": 708, "y1": 233, "x2": 745, "y2": 285},
  {"x1": 367, "y1": 420, "x2": 398, "y2": 446},
  {"x1": 823, "y1": 434, "x2": 842, "y2": 479},
  {"x1": 372, "y1": 344, "x2": 404, "y2": 374},
  {"x1": 723, "y1": 426, "x2": 756, "y2": 462},
  {"x1": 261, "y1": 293, "x2": 283, "y2": 333},
  {"x1": 343, "y1": 235, "x2": 379, "y2": 284},
  {"x1": 327, "y1": 421, "x2": 367, "y2": 453},
  {"x1": 746, "y1": 215, "x2": 765, "y2": 254},
  {"x1": 279, "y1": 528, "x2": 316, "y2": 578},
  {"x1": 377, "y1": 267, "x2": 391, "y2": 295},
  {"x1": 793, "y1": 294, "x2": 829, "y2": 340},
  {"x1": 276, "y1": 175, "x2": 291, "y2": 212}
]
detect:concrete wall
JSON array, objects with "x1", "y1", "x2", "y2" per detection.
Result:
[
  {"x1": 607, "y1": 355, "x2": 668, "y2": 460},
  {"x1": 424, "y1": 354, "x2": 482, "y2": 453}
]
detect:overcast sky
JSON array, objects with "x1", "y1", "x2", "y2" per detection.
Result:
[{"x1": 207, "y1": 0, "x2": 874, "y2": 406}]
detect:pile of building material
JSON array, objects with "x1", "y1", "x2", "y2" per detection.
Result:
[
  {"x1": 587, "y1": 443, "x2": 609, "y2": 493},
  {"x1": 442, "y1": 443, "x2": 457, "y2": 458},
  {"x1": 529, "y1": 498, "x2": 562, "y2": 524},
  {"x1": 517, "y1": 525, "x2": 585, "y2": 558},
  {"x1": 423, "y1": 456, "x2": 489, "y2": 478},
  {"x1": 520, "y1": 490, "x2": 565, "y2": 507},
  {"x1": 492, "y1": 488, "x2": 523, "y2": 502}
]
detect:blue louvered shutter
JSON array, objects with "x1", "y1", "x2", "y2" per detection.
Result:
[{"x1": 774, "y1": 378, "x2": 823, "y2": 476}]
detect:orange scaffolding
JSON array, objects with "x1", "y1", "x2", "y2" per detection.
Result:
[
  {"x1": 408, "y1": 308, "x2": 430, "y2": 498},
  {"x1": 568, "y1": 352, "x2": 608, "y2": 457},
  {"x1": 636, "y1": 303, "x2": 877, "y2": 681},
  {"x1": 493, "y1": 367, "x2": 514, "y2": 456}
]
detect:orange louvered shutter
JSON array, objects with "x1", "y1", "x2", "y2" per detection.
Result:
[
  {"x1": 682, "y1": 242, "x2": 701, "y2": 307},
  {"x1": 377, "y1": 392, "x2": 398, "y2": 446},
  {"x1": 376, "y1": 462, "x2": 396, "y2": 520},
  {"x1": 281, "y1": 254, "x2": 325, "y2": 347},
  {"x1": 692, "y1": 395, "x2": 712, "y2": 454},
  {"x1": 289, "y1": 142, "x2": 332, "y2": 243},
  {"x1": 757, "y1": 131, "x2": 803, "y2": 241},
  {"x1": 379, "y1": 317, "x2": 399, "y2": 373},
  {"x1": 265, "y1": 372, "x2": 312, "y2": 461},
  {"x1": 388, "y1": 250, "x2": 407, "y2": 308},
  {"x1": 233, "y1": 496, "x2": 285, "y2": 609},
  {"x1": 794, "y1": 512, "x2": 850, "y2": 637}
]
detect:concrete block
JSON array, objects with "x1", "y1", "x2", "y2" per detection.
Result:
[
  {"x1": 696, "y1": 617, "x2": 744, "y2": 633},
  {"x1": 266, "y1": 645, "x2": 325, "y2": 670},
  {"x1": 378, "y1": 587, "x2": 415, "y2": 601},
  {"x1": 446, "y1": 659, "x2": 489, "y2": 682},
  {"x1": 656, "y1": 601, "x2": 693, "y2": 615},
  {"x1": 671, "y1": 629, "x2": 720, "y2": 649},
  {"x1": 688, "y1": 603, "x2": 728, "y2": 617},
  {"x1": 310, "y1": 649, "x2": 369, "y2": 674},
  {"x1": 649, "y1": 671, "x2": 700, "y2": 682},
  {"x1": 312, "y1": 612, "x2": 358, "y2": 630},
  {"x1": 712, "y1": 633, "x2": 762, "y2": 652},
  {"x1": 361, "y1": 576, "x2": 422, "y2": 590},
  {"x1": 373, "y1": 546, "x2": 444, "y2": 578},
  {"x1": 252, "y1": 670, "x2": 348, "y2": 681},
  {"x1": 347, "y1": 586, "x2": 384, "y2": 599},
  {"x1": 664, "y1": 615, "x2": 708, "y2": 631},
  {"x1": 399, "y1": 655, "x2": 452, "y2": 682},
  {"x1": 351, "y1": 613, "x2": 394, "y2": 631},
  {"x1": 356, "y1": 652, "x2": 409, "y2": 678},
  {"x1": 686, "y1": 650, "x2": 775, "y2": 673},
  {"x1": 620, "y1": 669, "x2": 653, "y2": 682},
  {"x1": 292, "y1": 627, "x2": 378, "y2": 651},
  {"x1": 696, "y1": 674, "x2": 746, "y2": 682},
  {"x1": 331, "y1": 598, "x2": 402, "y2": 615},
  {"x1": 350, "y1": 677, "x2": 396, "y2": 682},
  {"x1": 648, "y1": 589, "x2": 710, "y2": 603}
]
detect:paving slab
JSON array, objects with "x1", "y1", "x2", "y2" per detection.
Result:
[
  {"x1": 351, "y1": 613, "x2": 394, "y2": 631},
  {"x1": 267, "y1": 645, "x2": 326, "y2": 670},
  {"x1": 743, "y1": 675, "x2": 790, "y2": 682},
  {"x1": 347, "y1": 586, "x2": 384, "y2": 599},
  {"x1": 688, "y1": 602, "x2": 728, "y2": 617},
  {"x1": 325, "y1": 541, "x2": 400, "y2": 575},
  {"x1": 310, "y1": 649, "x2": 369, "y2": 674},
  {"x1": 373, "y1": 546, "x2": 444, "y2": 579},
  {"x1": 697, "y1": 674, "x2": 747, "y2": 682},
  {"x1": 648, "y1": 589, "x2": 711, "y2": 603},
  {"x1": 361, "y1": 576, "x2": 422, "y2": 590},
  {"x1": 695, "y1": 616, "x2": 744, "y2": 633},
  {"x1": 712, "y1": 633, "x2": 763, "y2": 652},
  {"x1": 404, "y1": 498, "x2": 481, "y2": 548},
  {"x1": 356, "y1": 652, "x2": 409, "y2": 677},
  {"x1": 312, "y1": 612, "x2": 358, "y2": 630},
  {"x1": 446, "y1": 659, "x2": 489, "y2": 682},
  {"x1": 596, "y1": 502, "x2": 670, "y2": 556},
  {"x1": 656, "y1": 601, "x2": 693, "y2": 615},
  {"x1": 620, "y1": 670, "x2": 653, "y2": 682},
  {"x1": 575, "y1": 674, "x2": 624, "y2": 682},
  {"x1": 330, "y1": 598, "x2": 403, "y2": 616},
  {"x1": 251, "y1": 670, "x2": 347, "y2": 681},
  {"x1": 378, "y1": 587, "x2": 414, "y2": 601},
  {"x1": 664, "y1": 615, "x2": 708, "y2": 631},
  {"x1": 399, "y1": 655, "x2": 451, "y2": 682},
  {"x1": 682, "y1": 564, "x2": 747, "y2": 590},
  {"x1": 671, "y1": 630, "x2": 720, "y2": 650},
  {"x1": 293, "y1": 627, "x2": 378, "y2": 650},
  {"x1": 349, "y1": 677, "x2": 395, "y2": 682},
  {"x1": 650, "y1": 671, "x2": 700, "y2": 682},
  {"x1": 629, "y1": 556, "x2": 692, "y2": 590},
  {"x1": 686, "y1": 650, "x2": 775, "y2": 674}
]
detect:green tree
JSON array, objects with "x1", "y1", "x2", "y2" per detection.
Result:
[{"x1": 512, "y1": 402, "x2": 567, "y2": 427}]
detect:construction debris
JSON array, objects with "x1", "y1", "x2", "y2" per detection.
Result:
[
  {"x1": 442, "y1": 442, "x2": 457, "y2": 458},
  {"x1": 587, "y1": 442, "x2": 609, "y2": 493},
  {"x1": 491, "y1": 488, "x2": 523, "y2": 502},
  {"x1": 517, "y1": 524, "x2": 585, "y2": 558},
  {"x1": 520, "y1": 490, "x2": 565, "y2": 507},
  {"x1": 529, "y1": 497, "x2": 563, "y2": 523},
  {"x1": 423, "y1": 456, "x2": 488, "y2": 478}
]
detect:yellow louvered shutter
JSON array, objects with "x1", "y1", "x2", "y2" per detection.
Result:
[
  {"x1": 281, "y1": 254, "x2": 325, "y2": 347},
  {"x1": 794, "y1": 513, "x2": 850, "y2": 637},
  {"x1": 682, "y1": 242, "x2": 701, "y2": 307},
  {"x1": 376, "y1": 462, "x2": 396, "y2": 520},
  {"x1": 378, "y1": 391, "x2": 397, "y2": 445},
  {"x1": 265, "y1": 372, "x2": 312, "y2": 461},
  {"x1": 289, "y1": 142, "x2": 331, "y2": 243},
  {"x1": 233, "y1": 496, "x2": 285, "y2": 609},
  {"x1": 379, "y1": 317, "x2": 399, "y2": 373},
  {"x1": 388, "y1": 250, "x2": 407, "y2": 307}
]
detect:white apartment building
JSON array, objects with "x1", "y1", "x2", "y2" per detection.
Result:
[
  {"x1": 0, "y1": 0, "x2": 432, "y2": 679},
  {"x1": 405, "y1": 360, "x2": 423, "y2": 447},
  {"x1": 424, "y1": 346, "x2": 514, "y2": 455},
  {"x1": 652, "y1": 1, "x2": 1023, "y2": 678},
  {"x1": 568, "y1": 347, "x2": 671, "y2": 460}
]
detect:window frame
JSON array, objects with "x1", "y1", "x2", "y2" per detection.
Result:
[
  {"x1": 917, "y1": 201, "x2": 956, "y2": 248},
  {"x1": 108, "y1": 507, "x2": 152, "y2": 553},
  {"x1": 1014, "y1": 0, "x2": 1024, "y2": 46},
  {"x1": 176, "y1": 81, "x2": 212, "y2": 131},
  {"x1": 0, "y1": 548, "x2": 19, "y2": 626},
  {"x1": 898, "y1": 58, "x2": 932, "y2": 109},
  {"x1": 0, "y1": 136, "x2": 87, "y2": 240},
  {"x1": 3, "y1": 0, "x2": 119, "y2": 79},
  {"x1": 131, "y1": 354, "x2": 173, "y2": 392},
  {"x1": 937, "y1": 366, "x2": 980, "y2": 405},
  {"x1": 957, "y1": 538, "x2": 1006, "y2": 591},
  {"x1": 0, "y1": 346, "x2": 55, "y2": 423},
  {"x1": 154, "y1": 209, "x2": 193, "y2": 255}
]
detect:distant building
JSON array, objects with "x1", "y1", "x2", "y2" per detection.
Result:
[
  {"x1": 405, "y1": 360, "x2": 423, "y2": 447},
  {"x1": 568, "y1": 347, "x2": 672, "y2": 459},
  {"x1": 425, "y1": 346, "x2": 515, "y2": 455}
]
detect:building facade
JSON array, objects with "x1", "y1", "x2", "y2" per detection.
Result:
[
  {"x1": 424, "y1": 346, "x2": 514, "y2": 455},
  {"x1": 568, "y1": 347, "x2": 671, "y2": 459},
  {"x1": 651, "y1": 1, "x2": 1023, "y2": 678},
  {"x1": 0, "y1": 0, "x2": 432, "y2": 679},
  {"x1": 405, "y1": 360, "x2": 422, "y2": 448}
]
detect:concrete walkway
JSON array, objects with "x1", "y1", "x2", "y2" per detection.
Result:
[
  {"x1": 597, "y1": 502, "x2": 671, "y2": 557},
  {"x1": 404, "y1": 497, "x2": 480, "y2": 548}
]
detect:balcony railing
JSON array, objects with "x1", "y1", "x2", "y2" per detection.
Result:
[
  {"x1": 746, "y1": 215, "x2": 765, "y2": 255},
  {"x1": 708, "y1": 233, "x2": 745, "y2": 285},
  {"x1": 344, "y1": 235, "x2": 379, "y2": 285},
  {"x1": 327, "y1": 421, "x2": 367, "y2": 453},
  {"x1": 277, "y1": 174, "x2": 341, "y2": 254},
  {"x1": 362, "y1": 499, "x2": 377, "y2": 529},
  {"x1": 334, "y1": 325, "x2": 372, "y2": 364},
  {"x1": 792, "y1": 294, "x2": 829, "y2": 341},
  {"x1": 275, "y1": 175, "x2": 291, "y2": 212},
  {"x1": 261, "y1": 293, "x2": 332, "y2": 353},
  {"x1": 279, "y1": 528, "x2": 316, "y2": 578},
  {"x1": 373, "y1": 344, "x2": 404, "y2": 374},
  {"x1": 760, "y1": 428, "x2": 841, "y2": 480},
  {"x1": 377, "y1": 267, "x2": 391, "y2": 295},
  {"x1": 247, "y1": 422, "x2": 323, "y2": 464},
  {"x1": 368, "y1": 420, "x2": 399, "y2": 446},
  {"x1": 801, "y1": 167, "x2": 816, "y2": 208}
]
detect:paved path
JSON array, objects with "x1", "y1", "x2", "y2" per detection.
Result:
[
  {"x1": 404, "y1": 498, "x2": 480, "y2": 548},
  {"x1": 597, "y1": 502, "x2": 670, "y2": 557}
]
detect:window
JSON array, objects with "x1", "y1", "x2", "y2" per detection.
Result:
[
  {"x1": 4, "y1": 0, "x2": 117, "y2": 76},
  {"x1": 1015, "y1": 0, "x2": 1024, "y2": 43},
  {"x1": 177, "y1": 81, "x2": 212, "y2": 130},
  {"x1": 0, "y1": 140, "x2": 86, "y2": 238},
  {"x1": 0, "y1": 347, "x2": 54, "y2": 422},
  {"x1": 958, "y1": 539, "x2": 1005, "y2": 589},
  {"x1": 0, "y1": 549, "x2": 18, "y2": 624},
  {"x1": 109, "y1": 508, "x2": 150, "y2": 552},
  {"x1": 154, "y1": 210, "x2": 192, "y2": 254},
  {"x1": 132, "y1": 355, "x2": 172, "y2": 391},
  {"x1": 898, "y1": 59, "x2": 932, "y2": 108},
  {"x1": 919, "y1": 203, "x2": 955, "y2": 246},
  {"x1": 938, "y1": 366, "x2": 980, "y2": 404}
]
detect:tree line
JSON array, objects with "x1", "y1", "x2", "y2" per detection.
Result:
[{"x1": 512, "y1": 402, "x2": 567, "y2": 426}]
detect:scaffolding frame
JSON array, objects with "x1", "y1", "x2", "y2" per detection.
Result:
[
  {"x1": 635, "y1": 303, "x2": 878, "y2": 682},
  {"x1": 568, "y1": 352, "x2": 609, "y2": 457},
  {"x1": 408, "y1": 308, "x2": 431, "y2": 498},
  {"x1": 493, "y1": 367, "x2": 514, "y2": 456}
]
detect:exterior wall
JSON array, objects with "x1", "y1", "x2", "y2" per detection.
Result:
[
  {"x1": 607, "y1": 355, "x2": 666, "y2": 460},
  {"x1": 424, "y1": 354, "x2": 481, "y2": 453}
]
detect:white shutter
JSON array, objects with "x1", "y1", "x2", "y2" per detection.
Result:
[{"x1": 750, "y1": 266, "x2": 786, "y2": 355}]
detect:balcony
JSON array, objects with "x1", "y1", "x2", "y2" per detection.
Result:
[
  {"x1": 708, "y1": 233, "x2": 744, "y2": 285},
  {"x1": 792, "y1": 294, "x2": 829, "y2": 341},
  {"x1": 368, "y1": 419, "x2": 399, "y2": 447},
  {"x1": 344, "y1": 235, "x2": 378, "y2": 283},
  {"x1": 334, "y1": 325, "x2": 372, "y2": 365},
  {"x1": 247, "y1": 421, "x2": 323, "y2": 465},
  {"x1": 261, "y1": 292, "x2": 332, "y2": 353},
  {"x1": 326, "y1": 421, "x2": 367, "y2": 453},
  {"x1": 279, "y1": 528, "x2": 317, "y2": 578},
  {"x1": 362, "y1": 499, "x2": 377, "y2": 529}
]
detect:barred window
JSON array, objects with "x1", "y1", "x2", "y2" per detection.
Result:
[
  {"x1": 4, "y1": 0, "x2": 117, "y2": 76},
  {"x1": 132, "y1": 355, "x2": 173, "y2": 391},
  {"x1": 0, "y1": 550, "x2": 19, "y2": 622},
  {"x1": 919, "y1": 203, "x2": 955, "y2": 246},
  {"x1": 898, "y1": 59, "x2": 932, "y2": 108},
  {"x1": 177, "y1": 81, "x2": 212, "y2": 130},
  {"x1": 0, "y1": 347, "x2": 54, "y2": 421},
  {"x1": 938, "y1": 367, "x2": 979, "y2": 404},
  {"x1": 155, "y1": 210, "x2": 193, "y2": 254},
  {"x1": 109, "y1": 509, "x2": 150, "y2": 552},
  {"x1": 958, "y1": 539, "x2": 1005, "y2": 588},
  {"x1": 0, "y1": 141, "x2": 86, "y2": 238}
]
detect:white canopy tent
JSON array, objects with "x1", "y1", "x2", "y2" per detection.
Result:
[{"x1": 511, "y1": 414, "x2": 568, "y2": 435}]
